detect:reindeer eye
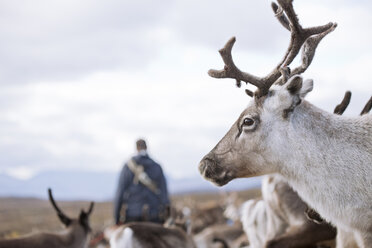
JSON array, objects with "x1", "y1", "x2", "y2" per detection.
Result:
[{"x1": 243, "y1": 118, "x2": 254, "y2": 126}]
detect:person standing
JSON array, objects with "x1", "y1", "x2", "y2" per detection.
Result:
[{"x1": 114, "y1": 139, "x2": 170, "y2": 224}]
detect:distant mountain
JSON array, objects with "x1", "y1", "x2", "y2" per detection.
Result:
[
  {"x1": 167, "y1": 176, "x2": 262, "y2": 194},
  {"x1": 0, "y1": 171, "x2": 118, "y2": 201},
  {"x1": 0, "y1": 171, "x2": 261, "y2": 201}
]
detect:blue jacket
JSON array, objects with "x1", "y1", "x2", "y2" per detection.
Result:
[{"x1": 114, "y1": 153, "x2": 170, "y2": 224}]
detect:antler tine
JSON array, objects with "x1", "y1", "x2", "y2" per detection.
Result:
[
  {"x1": 48, "y1": 188, "x2": 71, "y2": 226},
  {"x1": 275, "y1": 0, "x2": 336, "y2": 68},
  {"x1": 360, "y1": 96, "x2": 372, "y2": 115},
  {"x1": 208, "y1": 37, "x2": 284, "y2": 97},
  {"x1": 208, "y1": 37, "x2": 275, "y2": 97},
  {"x1": 48, "y1": 188, "x2": 63, "y2": 214},
  {"x1": 208, "y1": 37, "x2": 263, "y2": 88},
  {"x1": 271, "y1": 2, "x2": 290, "y2": 31},
  {"x1": 86, "y1": 202, "x2": 95, "y2": 216},
  {"x1": 280, "y1": 67, "x2": 291, "y2": 82},
  {"x1": 290, "y1": 23, "x2": 337, "y2": 78},
  {"x1": 245, "y1": 89, "x2": 254, "y2": 97},
  {"x1": 333, "y1": 91, "x2": 351, "y2": 115}
]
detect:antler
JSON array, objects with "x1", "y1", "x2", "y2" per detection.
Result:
[
  {"x1": 360, "y1": 96, "x2": 372, "y2": 115},
  {"x1": 333, "y1": 91, "x2": 351, "y2": 115},
  {"x1": 333, "y1": 92, "x2": 371, "y2": 116},
  {"x1": 208, "y1": 0, "x2": 337, "y2": 97},
  {"x1": 48, "y1": 188, "x2": 71, "y2": 226},
  {"x1": 86, "y1": 202, "x2": 95, "y2": 216}
]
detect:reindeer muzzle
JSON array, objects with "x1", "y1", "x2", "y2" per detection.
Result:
[{"x1": 199, "y1": 155, "x2": 233, "y2": 186}]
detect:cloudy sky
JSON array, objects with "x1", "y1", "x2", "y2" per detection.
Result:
[{"x1": 0, "y1": 0, "x2": 371, "y2": 180}]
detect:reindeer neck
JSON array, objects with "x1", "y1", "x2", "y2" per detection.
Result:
[
  {"x1": 277, "y1": 100, "x2": 371, "y2": 173},
  {"x1": 55, "y1": 225, "x2": 88, "y2": 248},
  {"x1": 272, "y1": 100, "x2": 372, "y2": 225},
  {"x1": 293, "y1": 101, "x2": 355, "y2": 137}
]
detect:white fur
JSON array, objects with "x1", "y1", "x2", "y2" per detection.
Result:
[
  {"x1": 262, "y1": 84, "x2": 372, "y2": 247},
  {"x1": 241, "y1": 199, "x2": 286, "y2": 248},
  {"x1": 105, "y1": 223, "x2": 196, "y2": 248},
  {"x1": 109, "y1": 227, "x2": 134, "y2": 248},
  {"x1": 200, "y1": 77, "x2": 372, "y2": 247},
  {"x1": 299, "y1": 79, "x2": 313, "y2": 98},
  {"x1": 262, "y1": 107, "x2": 372, "y2": 247},
  {"x1": 240, "y1": 174, "x2": 336, "y2": 247},
  {"x1": 240, "y1": 176, "x2": 296, "y2": 248}
]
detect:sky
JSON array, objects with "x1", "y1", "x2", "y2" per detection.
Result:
[{"x1": 0, "y1": 0, "x2": 371, "y2": 180}]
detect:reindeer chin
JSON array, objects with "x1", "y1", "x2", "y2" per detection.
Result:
[{"x1": 211, "y1": 175, "x2": 233, "y2": 187}]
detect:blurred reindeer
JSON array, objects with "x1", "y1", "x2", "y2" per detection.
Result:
[
  {"x1": 0, "y1": 188, "x2": 94, "y2": 248},
  {"x1": 193, "y1": 193, "x2": 248, "y2": 248},
  {"x1": 106, "y1": 222, "x2": 196, "y2": 248},
  {"x1": 105, "y1": 195, "x2": 246, "y2": 248}
]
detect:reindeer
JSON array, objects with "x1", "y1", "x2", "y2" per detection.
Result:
[
  {"x1": 241, "y1": 92, "x2": 355, "y2": 248},
  {"x1": 105, "y1": 221, "x2": 197, "y2": 248},
  {"x1": 242, "y1": 174, "x2": 337, "y2": 248},
  {"x1": 105, "y1": 201, "x2": 239, "y2": 248},
  {"x1": 245, "y1": 93, "x2": 372, "y2": 248},
  {"x1": 198, "y1": 0, "x2": 372, "y2": 247},
  {"x1": 190, "y1": 203, "x2": 227, "y2": 234},
  {"x1": 106, "y1": 221, "x2": 243, "y2": 248},
  {"x1": 104, "y1": 204, "x2": 196, "y2": 248},
  {"x1": 194, "y1": 223, "x2": 245, "y2": 248},
  {"x1": 0, "y1": 188, "x2": 94, "y2": 248},
  {"x1": 185, "y1": 194, "x2": 248, "y2": 248}
]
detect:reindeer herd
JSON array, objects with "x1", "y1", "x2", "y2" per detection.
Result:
[{"x1": 1, "y1": 0, "x2": 371, "y2": 247}]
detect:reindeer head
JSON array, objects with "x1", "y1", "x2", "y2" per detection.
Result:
[
  {"x1": 199, "y1": 0, "x2": 337, "y2": 186},
  {"x1": 48, "y1": 188, "x2": 95, "y2": 233}
]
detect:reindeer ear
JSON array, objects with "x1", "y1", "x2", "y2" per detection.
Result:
[
  {"x1": 286, "y1": 75, "x2": 303, "y2": 95},
  {"x1": 79, "y1": 210, "x2": 91, "y2": 232},
  {"x1": 281, "y1": 75, "x2": 313, "y2": 118},
  {"x1": 299, "y1": 79, "x2": 313, "y2": 98},
  {"x1": 285, "y1": 76, "x2": 313, "y2": 98}
]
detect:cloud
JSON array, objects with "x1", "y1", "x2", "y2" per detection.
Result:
[
  {"x1": 0, "y1": 0, "x2": 173, "y2": 84},
  {"x1": 3, "y1": 0, "x2": 370, "y2": 86},
  {"x1": 167, "y1": 0, "x2": 288, "y2": 53},
  {"x1": 0, "y1": 0, "x2": 371, "y2": 182},
  {"x1": 0, "y1": 66, "x2": 248, "y2": 178}
]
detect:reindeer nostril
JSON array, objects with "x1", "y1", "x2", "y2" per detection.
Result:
[
  {"x1": 198, "y1": 156, "x2": 233, "y2": 186},
  {"x1": 199, "y1": 156, "x2": 214, "y2": 175},
  {"x1": 198, "y1": 160, "x2": 208, "y2": 175},
  {"x1": 198, "y1": 163, "x2": 204, "y2": 174}
]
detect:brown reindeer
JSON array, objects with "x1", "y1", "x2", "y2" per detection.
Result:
[
  {"x1": 105, "y1": 200, "x2": 240, "y2": 248},
  {"x1": 104, "y1": 205, "x2": 196, "y2": 248},
  {"x1": 194, "y1": 223, "x2": 245, "y2": 248},
  {"x1": 190, "y1": 203, "x2": 227, "y2": 234},
  {"x1": 0, "y1": 188, "x2": 94, "y2": 248}
]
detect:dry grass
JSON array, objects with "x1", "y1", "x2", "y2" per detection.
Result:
[
  {"x1": 0, "y1": 189, "x2": 260, "y2": 239},
  {"x1": 0, "y1": 197, "x2": 112, "y2": 239}
]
